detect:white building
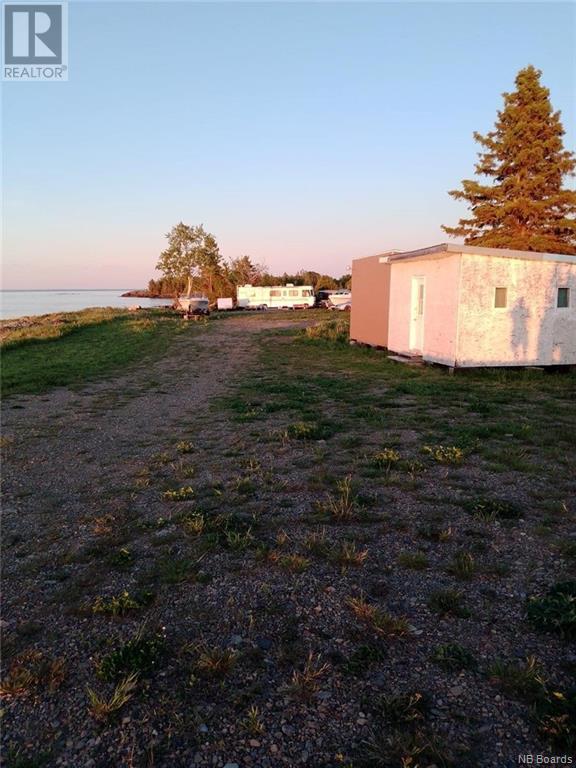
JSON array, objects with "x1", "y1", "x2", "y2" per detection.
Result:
[{"x1": 351, "y1": 243, "x2": 576, "y2": 368}]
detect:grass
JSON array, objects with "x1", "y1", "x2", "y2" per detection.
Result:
[
  {"x1": 1, "y1": 308, "x2": 185, "y2": 396},
  {"x1": 431, "y1": 643, "x2": 477, "y2": 671},
  {"x1": 489, "y1": 656, "x2": 547, "y2": 701},
  {"x1": 193, "y1": 645, "x2": 238, "y2": 678},
  {"x1": 91, "y1": 590, "x2": 153, "y2": 617},
  {"x1": 423, "y1": 444, "x2": 465, "y2": 465},
  {"x1": 428, "y1": 589, "x2": 470, "y2": 618},
  {"x1": 398, "y1": 551, "x2": 429, "y2": 570},
  {"x1": 462, "y1": 497, "x2": 522, "y2": 522},
  {"x1": 243, "y1": 705, "x2": 265, "y2": 735},
  {"x1": 96, "y1": 629, "x2": 165, "y2": 682},
  {"x1": 332, "y1": 540, "x2": 369, "y2": 571},
  {"x1": 317, "y1": 475, "x2": 360, "y2": 522},
  {"x1": 347, "y1": 596, "x2": 411, "y2": 637},
  {"x1": 527, "y1": 581, "x2": 576, "y2": 638},
  {"x1": 163, "y1": 485, "x2": 194, "y2": 502},
  {"x1": 87, "y1": 673, "x2": 138, "y2": 722},
  {"x1": 447, "y1": 551, "x2": 476, "y2": 579},
  {"x1": 290, "y1": 652, "x2": 329, "y2": 700},
  {"x1": 304, "y1": 316, "x2": 350, "y2": 343},
  {"x1": 0, "y1": 651, "x2": 65, "y2": 698}
]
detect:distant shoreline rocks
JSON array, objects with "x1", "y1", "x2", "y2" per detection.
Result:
[{"x1": 121, "y1": 289, "x2": 168, "y2": 298}]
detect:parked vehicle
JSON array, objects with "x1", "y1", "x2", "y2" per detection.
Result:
[
  {"x1": 176, "y1": 277, "x2": 210, "y2": 316},
  {"x1": 177, "y1": 295, "x2": 209, "y2": 315},
  {"x1": 237, "y1": 284, "x2": 315, "y2": 310},
  {"x1": 327, "y1": 290, "x2": 352, "y2": 310},
  {"x1": 217, "y1": 298, "x2": 234, "y2": 310}
]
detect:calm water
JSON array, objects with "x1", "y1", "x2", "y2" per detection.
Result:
[{"x1": 0, "y1": 290, "x2": 170, "y2": 320}]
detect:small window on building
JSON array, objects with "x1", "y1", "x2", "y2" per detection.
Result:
[
  {"x1": 557, "y1": 287, "x2": 570, "y2": 308},
  {"x1": 494, "y1": 287, "x2": 507, "y2": 308}
]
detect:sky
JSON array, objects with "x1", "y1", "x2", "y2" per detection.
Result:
[{"x1": 2, "y1": 0, "x2": 575, "y2": 289}]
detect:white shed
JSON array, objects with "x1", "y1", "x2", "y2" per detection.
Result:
[{"x1": 376, "y1": 244, "x2": 576, "y2": 367}]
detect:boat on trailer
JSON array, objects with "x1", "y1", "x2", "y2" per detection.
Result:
[
  {"x1": 176, "y1": 277, "x2": 210, "y2": 315},
  {"x1": 327, "y1": 290, "x2": 352, "y2": 309}
]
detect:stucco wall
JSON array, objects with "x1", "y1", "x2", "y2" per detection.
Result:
[
  {"x1": 387, "y1": 252, "x2": 461, "y2": 365},
  {"x1": 350, "y1": 256, "x2": 390, "y2": 347},
  {"x1": 456, "y1": 253, "x2": 576, "y2": 366}
]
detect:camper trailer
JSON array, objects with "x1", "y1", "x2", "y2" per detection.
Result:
[{"x1": 237, "y1": 284, "x2": 315, "y2": 310}]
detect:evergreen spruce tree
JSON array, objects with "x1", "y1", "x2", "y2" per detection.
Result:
[{"x1": 443, "y1": 65, "x2": 576, "y2": 254}]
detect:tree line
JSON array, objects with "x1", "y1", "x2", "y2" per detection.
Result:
[{"x1": 151, "y1": 224, "x2": 350, "y2": 300}]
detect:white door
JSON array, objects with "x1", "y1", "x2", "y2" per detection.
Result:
[{"x1": 410, "y1": 277, "x2": 425, "y2": 354}]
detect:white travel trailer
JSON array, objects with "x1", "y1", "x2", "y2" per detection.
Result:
[{"x1": 237, "y1": 284, "x2": 315, "y2": 310}]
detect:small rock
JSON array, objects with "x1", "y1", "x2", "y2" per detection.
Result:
[
  {"x1": 249, "y1": 739, "x2": 261, "y2": 747},
  {"x1": 256, "y1": 636, "x2": 272, "y2": 651}
]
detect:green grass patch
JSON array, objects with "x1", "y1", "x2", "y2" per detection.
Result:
[{"x1": 1, "y1": 308, "x2": 184, "y2": 396}]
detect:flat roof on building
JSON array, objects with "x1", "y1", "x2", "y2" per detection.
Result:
[{"x1": 374, "y1": 243, "x2": 576, "y2": 265}]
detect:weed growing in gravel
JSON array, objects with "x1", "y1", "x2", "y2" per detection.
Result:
[
  {"x1": 134, "y1": 470, "x2": 151, "y2": 489},
  {"x1": 176, "y1": 440, "x2": 194, "y2": 454},
  {"x1": 386, "y1": 730, "x2": 455, "y2": 768},
  {"x1": 154, "y1": 556, "x2": 198, "y2": 584},
  {"x1": 233, "y1": 475, "x2": 257, "y2": 496},
  {"x1": 372, "y1": 448, "x2": 400, "y2": 473},
  {"x1": 278, "y1": 553, "x2": 310, "y2": 573},
  {"x1": 489, "y1": 655, "x2": 547, "y2": 701},
  {"x1": 163, "y1": 486, "x2": 194, "y2": 502},
  {"x1": 97, "y1": 629, "x2": 165, "y2": 682},
  {"x1": 319, "y1": 475, "x2": 359, "y2": 523},
  {"x1": 171, "y1": 458, "x2": 195, "y2": 479},
  {"x1": 91, "y1": 590, "x2": 154, "y2": 617},
  {"x1": 423, "y1": 445, "x2": 464, "y2": 465},
  {"x1": 92, "y1": 514, "x2": 116, "y2": 536},
  {"x1": 224, "y1": 528, "x2": 255, "y2": 551},
  {"x1": 536, "y1": 687, "x2": 576, "y2": 752},
  {"x1": 286, "y1": 421, "x2": 328, "y2": 441},
  {"x1": 375, "y1": 691, "x2": 428, "y2": 726},
  {"x1": 342, "y1": 644, "x2": 387, "y2": 676},
  {"x1": 463, "y1": 497, "x2": 522, "y2": 522},
  {"x1": 243, "y1": 705, "x2": 265, "y2": 735},
  {"x1": 333, "y1": 541, "x2": 368, "y2": 572},
  {"x1": 428, "y1": 589, "x2": 470, "y2": 618},
  {"x1": 419, "y1": 524, "x2": 453, "y2": 543},
  {"x1": 290, "y1": 651, "x2": 329, "y2": 700},
  {"x1": 0, "y1": 651, "x2": 65, "y2": 698},
  {"x1": 91, "y1": 591, "x2": 140, "y2": 617},
  {"x1": 107, "y1": 547, "x2": 134, "y2": 569},
  {"x1": 527, "y1": 581, "x2": 576, "y2": 638},
  {"x1": 275, "y1": 529, "x2": 290, "y2": 547},
  {"x1": 347, "y1": 596, "x2": 411, "y2": 637},
  {"x1": 431, "y1": 643, "x2": 477, "y2": 671},
  {"x1": 193, "y1": 645, "x2": 238, "y2": 678},
  {"x1": 398, "y1": 551, "x2": 429, "y2": 570},
  {"x1": 304, "y1": 528, "x2": 330, "y2": 556},
  {"x1": 182, "y1": 512, "x2": 205, "y2": 537},
  {"x1": 87, "y1": 673, "x2": 138, "y2": 722},
  {"x1": 447, "y1": 551, "x2": 476, "y2": 579}
]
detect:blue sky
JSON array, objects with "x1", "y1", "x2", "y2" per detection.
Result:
[{"x1": 2, "y1": 1, "x2": 575, "y2": 288}]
